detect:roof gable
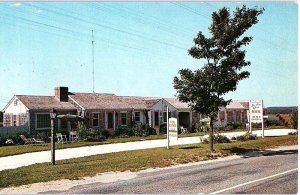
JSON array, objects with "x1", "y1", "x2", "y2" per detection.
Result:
[
  {"x1": 164, "y1": 98, "x2": 190, "y2": 110},
  {"x1": 2, "y1": 96, "x2": 29, "y2": 112},
  {"x1": 226, "y1": 100, "x2": 248, "y2": 109}
]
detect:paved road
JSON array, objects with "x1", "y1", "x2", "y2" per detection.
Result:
[
  {"x1": 43, "y1": 146, "x2": 298, "y2": 194},
  {"x1": 0, "y1": 129, "x2": 296, "y2": 171}
]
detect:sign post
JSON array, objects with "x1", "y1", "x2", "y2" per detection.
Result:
[
  {"x1": 262, "y1": 99, "x2": 264, "y2": 138},
  {"x1": 249, "y1": 100, "x2": 264, "y2": 137},
  {"x1": 167, "y1": 106, "x2": 169, "y2": 149}
]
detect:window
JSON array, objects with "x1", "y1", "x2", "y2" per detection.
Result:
[
  {"x1": 36, "y1": 114, "x2": 50, "y2": 129},
  {"x1": 14, "y1": 99, "x2": 18, "y2": 106},
  {"x1": 19, "y1": 114, "x2": 27, "y2": 125},
  {"x1": 93, "y1": 113, "x2": 99, "y2": 127},
  {"x1": 121, "y1": 113, "x2": 127, "y2": 125},
  {"x1": 134, "y1": 112, "x2": 140, "y2": 122},
  {"x1": 3, "y1": 114, "x2": 13, "y2": 127}
]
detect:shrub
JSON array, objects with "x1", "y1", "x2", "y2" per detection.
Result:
[
  {"x1": 0, "y1": 136, "x2": 4, "y2": 146},
  {"x1": 236, "y1": 133, "x2": 257, "y2": 141},
  {"x1": 101, "y1": 130, "x2": 110, "y2": 139},
  {"x1": 217, "y1": 127, "x2": 225, "y2": 132},
  {"x1": 86, "y1": 135, "x2": 106, "y2": 142},
  {"x1": 214, "y1": 134, "x2": 231, "y2": 143},
  {"x1": 225, "y1": 125, "x2": 233, "y2": 131},
  {"x1": 202, "y1": 138, "x2": 209, "y2": 144},
  {"x1": 201, "y1": 134, "x2": 231, "y2": 144},
  {"x1": 114, "y1": 127, "x2": 124, "y2": 137},
  {"x1": 125, "y1": 128, "x2": 135, "y2": 136},
  {"x1": 288, "y1": 131, "x2": 298, "y2": 135},
  {"x1": 36, "y1": 131, "x2": 49, "y2": 142},
  {"x1": 159, "y1": 123, "x2": 167, "y2": 134},
  {"x1": 148, "y1": 126, "x2": 157, "y2": 135},
  {"x1": 78, "y1": 128, "x2": 89, "y2": 139},
  {"x1": 141, "y1": 124, "x2": 157, "y2": 136}
]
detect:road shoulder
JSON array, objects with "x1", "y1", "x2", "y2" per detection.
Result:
[{"x1": 0, "y1": 145, "x2": 297, "y2": 194}]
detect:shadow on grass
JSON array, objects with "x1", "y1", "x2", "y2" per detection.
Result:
[
  {"x1": 262, "y1": 149, "x2": 298, "y2": 156},
  {"x1": 179, "y1": 146, "x2": 201, "y2": 150},
  {"x1": 223, "y1": 147, "x2": 298, "y2": 158},
  {"x1": 223, "y1": 147, "x2": 258, "y2": 154}
]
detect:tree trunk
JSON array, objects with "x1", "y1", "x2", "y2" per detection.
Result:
[{"x1": 209, "y1": 116, "x2": 215, "y2": 152}]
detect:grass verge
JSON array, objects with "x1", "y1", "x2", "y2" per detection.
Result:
[
  {"x1": 0, "y1": 126, "x2": 289, "y2": 157},
  {"x1": 0, "y1": 135, "x2": 297, "y2": 188},
  {"x1": 0, "y1": 133, "x2": 207, "y2": 157}
]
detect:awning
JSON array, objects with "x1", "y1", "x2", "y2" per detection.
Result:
[{"x1": 57, "y1": 114, "x2": 85, "y2": 120}]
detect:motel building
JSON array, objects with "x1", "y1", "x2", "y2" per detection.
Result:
[{"x1": 2, "y1": 87, "x2": 252, "y2": 135}]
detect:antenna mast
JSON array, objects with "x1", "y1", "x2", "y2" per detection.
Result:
[{"x1": 92, "y1": 29, "x2": 95, "y2": 93}]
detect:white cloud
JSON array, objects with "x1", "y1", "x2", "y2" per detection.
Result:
[{"x1": 11, "y1": 2, "x2": 22, "y2": 7}]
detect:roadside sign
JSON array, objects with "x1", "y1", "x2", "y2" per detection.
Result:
[
  {"x1": 249, "y1": 100, "x2": 264, "y2": 137},
  {"x1": 249, "y1": 100, "x2": 263, "y2": 123},
  {"x1": 168, "y1": 117, "x2": 178, "y2": 146},
  {"x1": 169, "y1": 117, "x2": 178, "y2": 139}
]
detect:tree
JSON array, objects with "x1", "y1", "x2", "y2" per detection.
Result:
[
  {"x1": 173, "y1": 6, "x2": 264, "y2": 152},
  {"x1": 291, "y1": 109, "x2": 298, "y2": 130}
]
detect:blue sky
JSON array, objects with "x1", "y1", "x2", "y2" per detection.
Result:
[{"x1": 0, "y1": 2, "x2": 297, "y2": 109}]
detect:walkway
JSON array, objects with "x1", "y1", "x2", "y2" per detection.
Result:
[{"x1": 0, "y1": 129, "x2": 296, "y2": 171}]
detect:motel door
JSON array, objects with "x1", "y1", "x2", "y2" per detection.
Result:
[
  {"x1": 154, "y1": 111, "x2": 159, "y2": 127},
  {"x1": 108, "y1": 112, "x2": 113, "y2": 129},
  {"x1": 115, "y1": 112, "x2": 118, "y2": 129}
]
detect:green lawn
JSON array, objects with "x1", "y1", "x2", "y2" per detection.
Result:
[
  {"x1": 0, "y1": 134, "x2": 164, "y2": 157},
  {"x1": 0, "y1": 133, "x2": 207, "y2": 157},
  {"x1": 0, "y1": 125, "x2": 288, "y2": 157},
  {"x1": 0, "y1": 135, "x2": 297, "y2": 188}
]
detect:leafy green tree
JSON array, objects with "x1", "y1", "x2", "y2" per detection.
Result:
[
  {"x1": 173, "y1": 6, "x2": 264, "y2": 152},
  {"x1": 291, "y1": 109, "x2": 298, "y2": 130}
]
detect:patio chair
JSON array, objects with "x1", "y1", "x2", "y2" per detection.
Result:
[
  {"x1": 19, "y1": 135, "x2": 35, "y2": 145},
  {"x1": 56, "y1": 133, "x2": 67, "y2": 144},
  {"x1": 32, "y1": 138, "x2": 46, "y2": 146},
  {"x1": 69, "y1": 131, "x2": 79, "y2": 142},
  {"x1": 180, "y1": 126, "x2": 187, "y2": 134}
]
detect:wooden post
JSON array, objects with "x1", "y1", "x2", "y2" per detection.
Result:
[
  {"x1": 209, "y1": 116, "x2": 214, "y2": 152},
  {"x1": 262, "y1": 99, "x2": 264, "y2": 138},
  {"x1": 167, "y1": 106, "x2": 169, "y2": 149},
  {"x1": 51, "y1": 117, "x2": 55, "y2": 165}
]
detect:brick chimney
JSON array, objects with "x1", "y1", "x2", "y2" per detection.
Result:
[{"x1": 54, "y1": 87, "x2": 69, "y2": 102}]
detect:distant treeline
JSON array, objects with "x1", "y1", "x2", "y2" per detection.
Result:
[{"x1": 266, "y1": 106, "x2": 298, "y2": 114}]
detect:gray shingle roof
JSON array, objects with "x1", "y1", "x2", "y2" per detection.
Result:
[
  {"x1": 69, "y1": 93, "x2": 160, "y2": 110},
  {"x1": 69, "y1": 93, "x2": 192, "y2": 110},
  {"x1": 16, "y1": 95, "x2": 77, "y2": 110}
]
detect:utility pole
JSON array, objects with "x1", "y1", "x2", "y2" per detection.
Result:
[{"x1": 92, "y1": 29, "x2": 95, "y2": 93}]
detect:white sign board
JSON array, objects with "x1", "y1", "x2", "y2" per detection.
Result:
[
  {"x1": 249, "y1": 100, "x2": 263, "y2": 123},
  {"x1": 168, "y1": 118, "x2": 178, "y2": 143}
]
